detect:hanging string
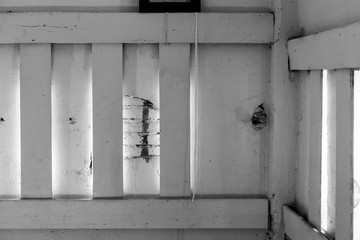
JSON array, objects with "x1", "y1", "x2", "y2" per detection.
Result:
[{"x1": 192, "y1": 12, "x2": 199, "y2": 202}]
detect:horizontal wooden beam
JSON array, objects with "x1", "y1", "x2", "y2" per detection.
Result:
[
  {"x1": 283, "y1": 205, "x2": 329, "y2": 240},
  {"x1": 0, "y1": 0, "x2": 271, "y2": 12},
  {"x1": 0, "y1": 199, "x2": 268, "y2": 229},
  {"x1": 288, "y1": 21, "x2": 360, "y2": 70},
  {"x1": 0, "y1": 12, "x2": 273, "y2": 44}
]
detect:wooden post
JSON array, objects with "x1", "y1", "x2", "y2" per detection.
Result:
[
  {"x1": 332, "y1": 69, "x2": 354, "y2": 240},
  {"x1": 20, "y1": 44, "x2": 52, "y2": 198},
  {"x1": 159, "y1": 44, "x2": 191, "y2": 197},
  {"x1": 92, "y1": 44, "x2": 123, "y2": 198}
]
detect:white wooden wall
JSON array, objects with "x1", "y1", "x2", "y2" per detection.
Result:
[{"x1": 0, "y1": 6, "x2": 275, "y2": 240}]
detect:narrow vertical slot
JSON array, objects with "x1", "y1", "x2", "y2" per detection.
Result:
[
  {"x1": 52, "y1": 44, "x2": 93, "y2": 199},
  {"x1": 321, "y1": 69, "x2": 336, "y2": 236},
  {"x1": 353, "y1": 70, "x2": 360, "y2": 240},
  {"x1": 123, "y1": 44, "x2": 160, "y2": 196},
  {"x1": 0, "y1": 45, "x2": 20, "y2": 200}
]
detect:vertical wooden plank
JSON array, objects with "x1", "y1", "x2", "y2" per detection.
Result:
[
  {"x1": 20, "y1": 44, "x2": 52, "y2": 198},
  {"x1": 92, "y1": 44, "x2": 123, "y2": 198},
  {"x1": 194, "y1": 44, "x2": 270, "y2": 195},
  {"x1": 123, "y1": 44, "x2": 160, "y2": 196},
  {"x1": 354, "y1": 70, "x2": 360, "y2": 240},
  {"x1": 307, "y1": 70, "x2": 322, "y2": 229},
  {"x1": 52, "y1": 44, "x2": 92, "y2": 199},
  {"x1": 159, "y1": 44, "x2": 190, "y2": 197},
  {"x1": 322, "y1": 70, "x2": 336, "y2": 237},
  {"x1": 296, "y1": 71, "x2": 310, "y2": 218},
  {"x1": 332, "y1": 69, "x2": 354, "y2": 240},
  {"x1": 0, "y1": 45, "x2": 20, "y2": 199}
]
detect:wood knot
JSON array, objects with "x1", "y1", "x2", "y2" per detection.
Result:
[{"x1": 251, "y1": 103, "x2": 267, "y2": 130}]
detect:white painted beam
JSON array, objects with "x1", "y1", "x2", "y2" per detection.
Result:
[
  {"x1": 0, "y1": 199, "x2": 268, "y2": 229},
  {"x1": 92, "y1": 44, "x2": 123, "y2": 198},
  {"x1": 0, "y1": 0, "x2": 271, "y2": 12},
  {"x1": 289, "y1": 21, "x2": 360, "y2": 70},
  {"x1": 20, "y1": 44, "x2": 52, "y2": 198},
  {"x1": 283, "y1": 206, "x2": 329, "y2": 240},
  {"x1": 159, "y1": 44, "x2": 191, "y2": 197},
  {"x1": 0, "y1": 13, "x2": 273, "y2": 44}
]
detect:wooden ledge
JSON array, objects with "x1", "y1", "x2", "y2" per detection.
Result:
[{"x1": 0, "y1": 198, "x2": 268, "y2": 229}]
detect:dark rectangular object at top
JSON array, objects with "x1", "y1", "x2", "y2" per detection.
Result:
[{"x1": 139, "y1": 0, "x2": 200, "y2": 13}]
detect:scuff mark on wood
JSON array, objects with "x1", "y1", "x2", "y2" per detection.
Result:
[{"x1": 123, "y1": 95, "x2": 160, "y2": 163}]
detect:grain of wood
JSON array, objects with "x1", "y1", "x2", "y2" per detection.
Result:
[
  {"x1": 92, "y1": 44, "x2": 123, "y2": 198},
  {"x1": 20, "y1": 44, "x2": 52, "y2": 198},
  {"x1": 159, "y1": 44, "x2": 191, "y2": 197}
]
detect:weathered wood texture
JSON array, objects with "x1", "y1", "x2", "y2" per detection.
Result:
[
  {"x1": 0, "y1": 45, "x2": 20, "y2": 200},
  {"x1": 123, "y1": 44, "x2": 160, "y2": 195},
  {"x1": 0, "y1": 199, "x2": 268, "y2": 229},
  {"x1": 0, "y1": 0, "x2": 271, "y2": 12},
  {"x1": 92, "y1": 44, "x2": 123, "y2": 198},
  {"x1": 51, "y1": 44, "x2": 92, "y2": 199},
  {"x1": 332, "y1": 70, "x2": 354, "y2": 240},
  {"x1": 283, "y1": 206, "x2": 329, "y2": 240},
  {"x1": 0, "y1": 13, "x2": 273, "y2": 44},
  {"x1": 193, "y1": 44, "x2": 269, "y2": 195},
  {"x1": 159, "y1": 44, "x2": 191, "y2": 197},
  {"x1": 268, "y1": 0, "x2": 299, "y2": 239},
  {"x1": 20, "y1": 44, "x2": 52, "y2": 198},
  {"x1": 289, "y1": 21, "x2": 360, "y2": 70},
  {"x1": 296, "y1": 71, "x2": 322, "y2": 228}
]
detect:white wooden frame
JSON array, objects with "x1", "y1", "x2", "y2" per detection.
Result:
[
  {"x1": 0, "y1": 11, "x2": 273, "y2": 230},
  {"x1": 288, "y1": 21, "x2": 360, "y2": 70}
]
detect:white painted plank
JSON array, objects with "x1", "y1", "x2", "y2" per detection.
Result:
[
  {"x1": 194, "y1": 44, "x2": 270, "y2": 195},
  {"x1": 92, "y1": 44, "x2": 123, "y2": 198},
  {"x1": 0, "y1": 13, "x2": 273, "y2": 44},
  {"x1": 159, "y1": 44, "x2": 190, "y2": 197},
  {"x1": 268, "y1": 1, "x2": 299, "y2": 239},
  {"x1": 283, "y1": 206, "x2": 329, "y2": 240},
  {"x1": 51, "y1": 44, "x2": 92, "y2": 199},
  {"x1": 0, "y1": 0, "x2": 271, "y2": 12},
  {"x1": 296, "y1": 71, "x2": 310, "y2": 217},
  {"x1": 0, "y1": 45, "x2": 20, "y2": 200},
  {"x1": 20, "y1": 44, "x2": 52, "y2": 198},
  {"x1": 307, "y1": 70, "x2": 322, "y2": 229},
  {"x1": 289, "y1": 21, "x2": 360, "y2": 70},
  {"x1": 323, "y1": 70, "x2": 336, "y2": 237},
  {"x1": 0, "y1": 199, "x2": 268, "y2": 229},
  {"x1": 167, "y1": 13, "x2": 273, "y2": 43},
  {"x1": 123, "y1": 44, "x2": 160, "y2": 195},
  {"x1": 333, "y1": 69, "x2": 354, "y2": 240}
]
